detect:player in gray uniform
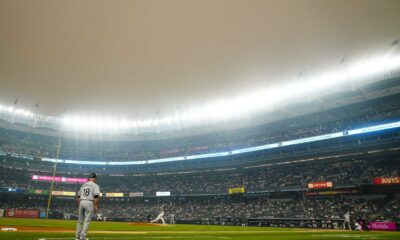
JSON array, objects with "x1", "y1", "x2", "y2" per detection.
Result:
[
  {"x1": 76, "y1": 173, "x2": 100, "y2": 240},
  {"x1": 343, "y1": 211, "x2": 352, "y2": 230}
]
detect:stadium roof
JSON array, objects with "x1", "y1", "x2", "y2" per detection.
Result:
[{"x1": 1, "y1": 0, "x2": 400, "y2": 120}]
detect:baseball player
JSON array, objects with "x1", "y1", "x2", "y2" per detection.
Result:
[
  {"x1": 96, "y1": 212, "x2": 103, "y2": 221},
  {"x1": 76, "y1": 173, "x2": 100, "y2": 240},
  {"x1": 151, "y1": 210, "x2": 166, "y2": 224},
  {"x1": 343, "y1": 211, "x2": 352, "y2": 230}
]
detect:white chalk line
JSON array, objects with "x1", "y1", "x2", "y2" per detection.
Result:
[
  {"x1": 310, "y1": 234, "x2": 381, "y2": 239},
  {"x1": 39, "y1": 237, "x2": 231, "y2": 240}
]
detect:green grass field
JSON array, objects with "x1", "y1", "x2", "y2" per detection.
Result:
[{"x1": 0, "y1": 218, "x2": 399, "y2": 240}]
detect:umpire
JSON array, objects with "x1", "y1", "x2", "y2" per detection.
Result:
[{"x1": 76, "y1": 173, "x2": 100, "y2": 240}]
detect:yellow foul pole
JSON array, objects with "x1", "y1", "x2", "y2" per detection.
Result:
[{"x1": 46, "y1": 137, "x2": 62, "y2": 219}]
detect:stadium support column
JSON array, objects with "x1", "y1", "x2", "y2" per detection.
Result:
[{"x1": 46, "y1": 137, "x2": 63, "y2": 219}]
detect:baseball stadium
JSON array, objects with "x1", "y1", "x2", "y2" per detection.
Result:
[{"x1": 0, "y1": 0, "x2": 400, "y2": 240}]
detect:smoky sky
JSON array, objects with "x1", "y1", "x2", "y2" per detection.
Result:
[{"x1": 0, "y1": 0, "x2": 399, "y2": 118}]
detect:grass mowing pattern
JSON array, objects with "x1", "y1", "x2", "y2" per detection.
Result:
[{"x1": 0, "y1": 218, "x2": 399, "y2": 240}]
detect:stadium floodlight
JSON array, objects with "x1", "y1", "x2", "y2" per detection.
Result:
[
  {"x1": 62, "y1": 116, "x2": 132, "y2": 131},
  {"x1": 306, "y1": 70, "x2": 349, "y2": 94},
  {"x1": 0, "y1": 105, "x2": 34, "y2": 117},
  {"x1": 348, "y1": 55, "x2": 400, "y2": 79},
  {"x1": 14, "y1": 109, "x2": 34, "y2": 117},
  {"x1": 0, "y1": 105, "x2": 15, "y2": 113}
]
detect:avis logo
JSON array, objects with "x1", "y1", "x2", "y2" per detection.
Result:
[
  {"x1": 381, "y1": 177, "x2": 400, "y2": 184},
  {"x1": 375, "y1": 177, "x2": 400, "y2": 185}
]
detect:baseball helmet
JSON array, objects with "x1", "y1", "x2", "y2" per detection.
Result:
[{"x1": 89, "y1": 173, "x2": 97, "y2": 179}]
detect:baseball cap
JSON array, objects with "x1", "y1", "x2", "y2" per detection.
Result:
[{"x1": 89, "y1": 173, "x2": 97, "y2": 179}]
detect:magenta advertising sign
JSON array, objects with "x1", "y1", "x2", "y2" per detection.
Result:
[
  {"x1": 368, "y1": 222, "x2": 397, "y2": 231},
  {"x1": 32, "y1": 175, "x2": 88, "y2": 184}
]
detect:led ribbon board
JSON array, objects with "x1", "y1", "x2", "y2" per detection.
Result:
[
  {"x1": 156, "y1": 191, "x2": 171, "y2": 196},
  {"x1": 105, "y1": 192, "x2": 124, "y2": 197},
  {"x1": 32, "y1": 175, "x2": 88, "y2": 183},
  {"x1": 52, "y1": 191, "x2": 76, "y2": 196},
  {"x1": 40, "y1": 120, "x2": 400, "y2": 165}
]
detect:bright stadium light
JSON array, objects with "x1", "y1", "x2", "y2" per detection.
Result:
[
  {"x1": 0, "y1": 105, "x2": 15, "y2": 113},
  {"x1": 62, "y1": 116, "x2": 128, "y2": 131},
  {"x1": 0, "y1": 105, "x2": 34, "y2": 118},
  {"x1": 348, "y1": 55, "x2": 400, "y2": 78},
  {"x1": 14, "y1": 109, "x2": 34, "y2": 117},
  {"x1": 1, "y1": 53, "x2": 400, "y2": 133}
]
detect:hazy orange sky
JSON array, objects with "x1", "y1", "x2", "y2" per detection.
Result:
[{"x1": 0, "y1": 0, "x2": 399, "y2": 118}]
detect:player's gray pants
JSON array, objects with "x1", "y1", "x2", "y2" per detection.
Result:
[
  {"x1": 76, "y1": 200, "x2": 94, "y2": 239},
  {"x1": 343, "y1": 221, "x2": 352, "y2": 230},
  {"x1": 151, "y1": 216, "x2": 165, "y2": 224}
]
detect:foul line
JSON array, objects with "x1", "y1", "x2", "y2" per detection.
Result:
[{"x1": 39, "y1": 237, "x2": 232, "y2": 240}]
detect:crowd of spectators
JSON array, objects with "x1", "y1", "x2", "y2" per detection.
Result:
[
  {"x1": 0, "y1": 165, "x2": 30, "y2": 189},
  {"x1": 0, "y1": 154, "x2": 398, "y2": 225},
  {"x1": 0, "y1": 194, "x2": 398, "y2": 223},
  {"x1": 88, "y1": 196, "x2": 399, "y2": 222},
  {"x1": 0, "y1": 157, "x2": 398, "y2": 196}
]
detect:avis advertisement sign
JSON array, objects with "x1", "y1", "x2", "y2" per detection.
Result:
[
  {"x1": 307, "y1": 181, "x2": 333, "y2": 189},
  {"x1": 373, "y1": 177, "x2": 400, "y2": 185},
  {"x1": 5, "y1": 209, "x2": 39, "y2": 218}
]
